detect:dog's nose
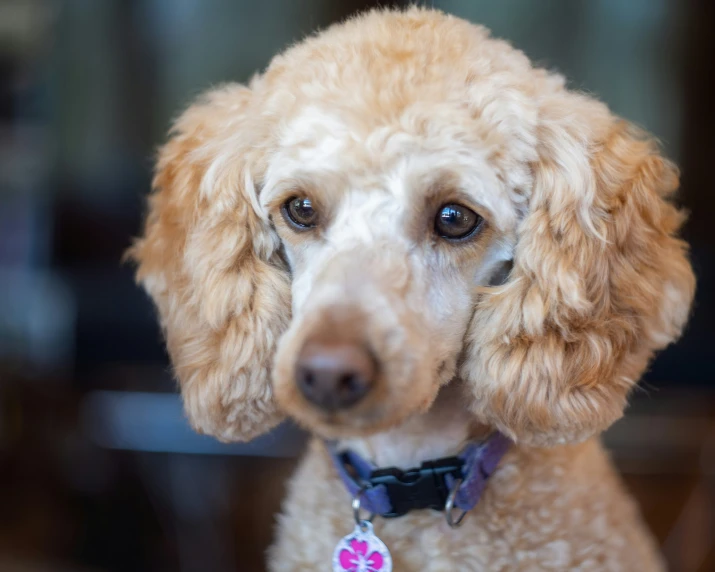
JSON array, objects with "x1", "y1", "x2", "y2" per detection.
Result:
[{"x1": 296, "y1": 341, "x2": 376, "y2": 411}]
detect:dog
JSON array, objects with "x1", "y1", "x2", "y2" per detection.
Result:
[{"x1": 129, "y1": 8, "x2": 695, "y2": 571}]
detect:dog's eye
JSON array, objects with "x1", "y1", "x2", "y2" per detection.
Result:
[
  {"x1": 435, "y1": 203, "x2": 482, "y2": 240},
  {"x1": 282, "y1": 196, "x2": 318, "y2": 229}
]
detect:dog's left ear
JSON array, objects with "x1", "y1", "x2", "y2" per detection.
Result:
[{"x1": 463, "y1": 86, "x2": 695, "y2": 446}]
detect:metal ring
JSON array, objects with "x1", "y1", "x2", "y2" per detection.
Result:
[
  {"x1": 444, "y1": 478, "x2": 469, "y2": 528},
  {"x1": 352, "y1": 485, "x2": 376, "y2": 529}
]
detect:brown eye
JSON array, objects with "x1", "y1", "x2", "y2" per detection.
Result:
[
  {"x1": 283, "y1": 196, "x2": 318, "y2": 228},
  {"x1": 435, "y1": 203, "x2": 482, "y2": 240}
]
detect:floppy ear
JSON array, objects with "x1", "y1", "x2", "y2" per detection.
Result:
[
  {"x1": 463, "y1": 88, "x2": 695, "y2": 446},
  {"x1": 127, "y1": 84, "x2": 291, "y2": 442}
]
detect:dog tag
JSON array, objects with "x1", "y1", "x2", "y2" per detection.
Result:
[{"x1": 332, "y1": 520, "x2": 392, "y2": 572}]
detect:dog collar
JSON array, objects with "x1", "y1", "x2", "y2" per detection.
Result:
[{"x1": 328, "y1": 432, "x2": 510, "y2": 524}]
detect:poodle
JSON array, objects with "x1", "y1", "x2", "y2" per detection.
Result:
[{"x1": 129, "y1": 8, "x2": 695, "y2": 571}]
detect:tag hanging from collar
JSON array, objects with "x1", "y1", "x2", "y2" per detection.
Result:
[
  {"x1": 333, "y1": 485, "x2": 392, "y2": 571},
  {"x1": 332, "y1": 520, "x2": 392, "y2": 572}
]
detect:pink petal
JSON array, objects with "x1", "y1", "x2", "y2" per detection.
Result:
[
  {"x1": 367, "y1": 551, "x2": 384, "y2": 571},
  {"x1": 349, "y1": 539, "x2": 368, "y2": 556},
  {"x1": 339, "y1": 549, "x2": 358, "y2": 571}
]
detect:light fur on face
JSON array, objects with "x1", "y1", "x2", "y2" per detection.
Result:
[{"x1": 128, "y1": 8, "x2": 694, "y2": 446}]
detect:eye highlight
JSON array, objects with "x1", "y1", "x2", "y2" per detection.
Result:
[
  {"x1": 435, "y1": 203, "x2": 482, "y2": 240},
  {"x1": 282, "y1": 196, "x2": 318, "y2": 229}
]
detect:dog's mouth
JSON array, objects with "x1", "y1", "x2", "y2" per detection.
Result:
[{"x1": 283, "y1": 398, "x2": 438, "y2": 440}]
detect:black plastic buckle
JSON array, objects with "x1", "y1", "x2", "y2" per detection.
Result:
[{"x1": 368, "y1": 457, "x2": 464, "y2": 518}]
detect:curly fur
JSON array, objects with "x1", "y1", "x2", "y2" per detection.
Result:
[
  {"x1": 129, "y1": 85, "x2": 291, "y2": 441},
  {"x1": 129, "y1": 7, "x2": 695, "y2": 570}
]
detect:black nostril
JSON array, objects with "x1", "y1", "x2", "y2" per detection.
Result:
[
  {"x1": 295, "y1": 342, "x2": 376, "y2": 411},
  {"x1": 337, "y1": 373, "x2": 362, "y2": 403},
  {"x1": 340, "y1": 374, "x2": 356, "y2": 391}
]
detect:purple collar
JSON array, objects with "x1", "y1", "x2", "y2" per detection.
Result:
[{"x1": 328, "y1": 432, "x2": 510, "y2": 520}]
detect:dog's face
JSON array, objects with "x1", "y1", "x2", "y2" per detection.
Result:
[
  {"x1": 264, "y1": 104, "x2": 518, "y2": 437},
  {"x1": 130, "y1": 9, "x2": 695, "y2": 446}
]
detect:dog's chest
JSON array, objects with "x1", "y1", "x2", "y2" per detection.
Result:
[{"x1": 268, "y1": 438, "x2": 665, "y2": 572}]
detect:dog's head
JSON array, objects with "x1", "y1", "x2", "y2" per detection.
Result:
[{"x1": 129, "y1": 9, "x2": 695, "y2": 446}]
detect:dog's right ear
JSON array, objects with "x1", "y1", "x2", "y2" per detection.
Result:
[{"x1": 126, "y1": 84, "x2": 291, "y2": 442}]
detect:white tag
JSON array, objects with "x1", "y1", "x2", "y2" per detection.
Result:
[{"x1": 332, "y1": 520, "x2": 392, "y2": 572}]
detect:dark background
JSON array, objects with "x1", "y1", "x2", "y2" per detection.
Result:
[{"x1": 1, "y1": 1, "x2": 714, "y2": 571}]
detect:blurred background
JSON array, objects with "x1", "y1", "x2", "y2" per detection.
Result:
[{"x1": 0, "y1": 0, "x2": 714, "y2": 570}]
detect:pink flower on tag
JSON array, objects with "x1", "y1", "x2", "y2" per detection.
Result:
[{"x1": 337, "y1": 538, "x2": 384, "y2": 571}]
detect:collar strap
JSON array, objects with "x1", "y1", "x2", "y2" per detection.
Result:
[{"x1": 328, "y1": 432, "x2": 511, "y2": 519}]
